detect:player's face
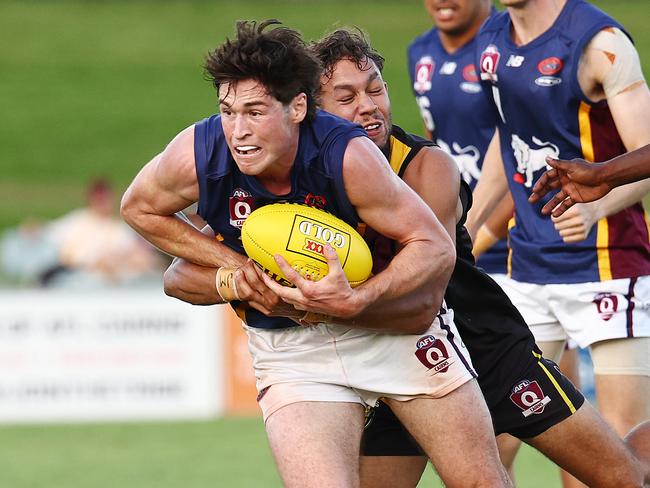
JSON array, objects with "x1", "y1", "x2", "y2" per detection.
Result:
[
  {"x1": 424, "y1": 0, "x2": 488, "y2": 35},
  {"x1": 319, "y1": 58, "x2": 392, "y2": 149},
  {"x1": 219, "y1": 79, "x2": 304, "y2": 178}
]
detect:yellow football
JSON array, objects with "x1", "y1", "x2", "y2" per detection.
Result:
[{"x1": 241, "y1": 203, "x2": 372, "y2": 287}]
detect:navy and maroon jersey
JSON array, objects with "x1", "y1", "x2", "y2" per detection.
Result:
[
  {"x1": 408, "y1": 13, "x2": 508, "y2": 274},
  {"x1": 366, "y1": 125, "x2": 539, "y2": 407},
  {"x1": 194, "y1": 110, "x2": 367, "y2": 329},
  {"x1": 476, "y1": 0, "x2": 650, "y2": 284}
]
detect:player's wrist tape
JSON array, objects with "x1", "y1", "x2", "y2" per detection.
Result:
[
  {"x1": 299, "y1": 311, "x2": 332, "y2": 326},
  {"x1": 216, "y1": 267, "x2": 240, "y2": 302}
]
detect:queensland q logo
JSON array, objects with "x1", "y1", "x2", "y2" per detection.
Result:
[
  {"x1": 520, "y1": 390, "x2": 540, "y2": 407},
  {"x1": 593, "y1": 292, "x2": 619, "y2": 321},
  {"x1": 413, "y1": 56, "x2": 434, "y2": 94},
  {"x1": 415, "y1": 335, "x2": 452, "y2": 373},
  {"x1": 480, "y1": 45, "x2": 500, "y2": 82},
  {"x1": 510, "y1": 380, "x2": 551, "y2": 417},
  {"x1": 229, "y1": 188, "x2": 254, "y2": 228}
]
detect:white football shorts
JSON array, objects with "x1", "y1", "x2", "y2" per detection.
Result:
[
  {"x1": 243, "y1": 306, "x2": 476, "y2": 421},
  {"x1": 494, "y1": 276, "x2": 650, "y2": 349}
]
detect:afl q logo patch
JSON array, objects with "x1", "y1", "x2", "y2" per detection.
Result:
[
  {"x1": 593, "y1": 292, "x2": 619, "y2": 321},
  {"x1": 415, "y1": 335, "x2": 452, "y2": 373},
  {"x1": 229, "y1": 188, "x2": 254, "y2": 228},
  {"x1": 413, "y1": 56, "x2": 434, "y2": 94},
  {"x1": 510, "y1": 380, "x2": 551, "y2": 417},
  {"x1": 480, "y1": 45, "x2": 501, "y2": 82}
]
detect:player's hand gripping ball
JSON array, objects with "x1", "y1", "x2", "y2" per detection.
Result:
[{"x1": 241, "y1": 203, "x2": 372, "y2": 287}]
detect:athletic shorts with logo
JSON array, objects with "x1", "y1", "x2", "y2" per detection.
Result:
[
  {"x1": 497, "y1": 276, "x2": 650, "y2": 348},
  {"x1": 245, "y1": 305, "x2": 477, "y2": 421},
  {"x1": 361, "y1": 353, "x2": 584, "y2": 456}
]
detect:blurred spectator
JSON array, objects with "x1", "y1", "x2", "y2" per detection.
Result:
[
  {"x1": 0, "y1": 178, "x2": 166, "y2": 288},
  {"x1": 46, "y1": 178, "x2": 166, "y2": 287},
  {"x1": 0, "y1": 218, "x2": 59, "y2": 286}
]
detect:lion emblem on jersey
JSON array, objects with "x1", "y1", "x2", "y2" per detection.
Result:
[
  {"x1": 437, "y1": 139, "x2": 482, "y2": 185},
  {"x1": 511, "y1": 134, "x2": 560, "y2": 188}
]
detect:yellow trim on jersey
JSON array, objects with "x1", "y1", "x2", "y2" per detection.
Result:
[
  {"x1": 506, "y1": 215, "x2": 515, "y2": 276},
  {"x1": 578, "y1": 102, "x2": 595, "y2": 162},
  {"x1": 532, "y1": 351, "x2": 577, "y2": 414},
  {"x1": 597, "y1": 219, "x2": 613, "y2": 281},
  {"x1": 645, "y1": 211, "x2": 650, "y2": 244},
  {"x1": 580, "y1": 102, "x2": 613, "y2": 280},
  {"x1": 388, "y1": 136, "x2": 412, "y2": 174}
]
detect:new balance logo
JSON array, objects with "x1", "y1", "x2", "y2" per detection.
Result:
[
  {"x1": 506, "y1": 55, "x2": 525, "y2": 67},
  {"x1": 439, "y1": 61, "x2": 457, "y2": 75}
]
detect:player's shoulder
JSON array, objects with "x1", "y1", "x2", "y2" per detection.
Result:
[
  {"x1": 478, "y1": 9, "x2": 510, "y2": 37},
  {"x1": 408, "y1": 27, "x2": 439, "y2": 55},
  {"x1": 310, "y1": 111, "x2": 368, "y2": 149},
  {"x1": 390, "y1": 124, "x2": 434, "y2": 149},
  {"x1": 415, "y1": 145, "x2": 458, "y2": 177},
  {"x1": 389, "y1": 125, "x2": 457, "y2": 180},
  {"x1": 311, "y1": 110, "x2": 365, "y2": 137},
  {"x1": 163, "y1": 124, "x2": 196, "y2": 164}
]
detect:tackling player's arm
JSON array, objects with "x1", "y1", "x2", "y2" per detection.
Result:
[
  {"x1": 403, "y1": 146, "x2": 461, "y2": 243},
  {"x1": 263, "y1": 136, "x2": 456, "y2": 333},
  {"x1": 551, "y1": 27, "x2": 650, "y2": 242}
]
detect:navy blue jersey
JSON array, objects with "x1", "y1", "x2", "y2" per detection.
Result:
[
  {"x1": 476, "y1": 0, "x2": 650, "y2": 284},
  {"x1": 408, "y1": 16, "x2": 508, "y2": 274},
  {"x1": 194, "y1": 110, "x2": 368, "y2": 329}
]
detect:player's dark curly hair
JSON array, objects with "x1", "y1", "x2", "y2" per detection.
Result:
[
  {"x1": 204, "y1": 19, "x2": 321, "y2": 121},
  {"x1": 310, "y1": 28, "x2": 385, "y2": 82}
]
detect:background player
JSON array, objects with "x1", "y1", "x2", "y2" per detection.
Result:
[
  {"x1": 530, "y1": 146, "x2": 650, "y2": 216},
  {"x1": 407, "y1": 1, "x2": 585, "y2": 483},
  {"x1": 123, "y1": 19, "x2": 510, "y2": 488},
  {"x1": 467, "y1": 0, "x2": 650, "y2": 463},
  {"x1": 310, "y1": 27, "x2": 650, "y2": 488},
  {"x1": 408, "y1": 0, "x2": 511, "y2": 274}
]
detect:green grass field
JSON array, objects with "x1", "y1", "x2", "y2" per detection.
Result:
[
  {"x1": 0, "y1": 416, "x2": 562, "y2": 488},
  {"x1": 1, "y1": 0, "x2": 649, "y2": 230}
]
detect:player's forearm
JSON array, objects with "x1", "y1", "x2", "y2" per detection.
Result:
[
  {"x1": 163, "y1": 258, "x2": 225, "y2": 305},
  {"x1": 591, "y1": 177, "x2": 650, "y2": 219},
  {"x1": 602, "y1": 145, "x2": 650, "y2": 187},
  {"x1": 342, "y1": 238, "x2": 455, "y2": 332},
  {"x1": 335, "y1": 287, "x2": 446, "y2": 334},
  {"x1": 465, "y1": 131, "x2": 508, "y2": 239},
  {"x1": 466, "y1": 180, "x2": 509, "y2": 241},
  {"x1": 472, "y1": 193, "x2": 513, "y2": 258},
  {"x1": 121, "y1": 209, "x2": 242, "y2": 268}
]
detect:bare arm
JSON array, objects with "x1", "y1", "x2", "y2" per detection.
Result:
[
  {"x1": 529, "y1": 147, "x2": 650, "y2": 216},
  {"x1": 546, "y1": 28, "x2": 650, "y2": 241},
  {"x1": 338, "y1": 146, "x2": 460, "y2": 332},
  {"x1": 263, "y1": 137, "x2": 456, "y2": 333},
  {"x1": 595, "y1": 145, "x2": 650, "y2": 186},
  {"x1": 121, "y1": 126, "x2": 244, "y2": 268},
  {"x1": 465, "y1": 129, "x2": 509, "y2": 240},
  {"x1": 579, "y1": 28, "x2": 650, "y2": 215},
  {"x1": 472, "y1": 193, "x2": 514, "y2": 258}
]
